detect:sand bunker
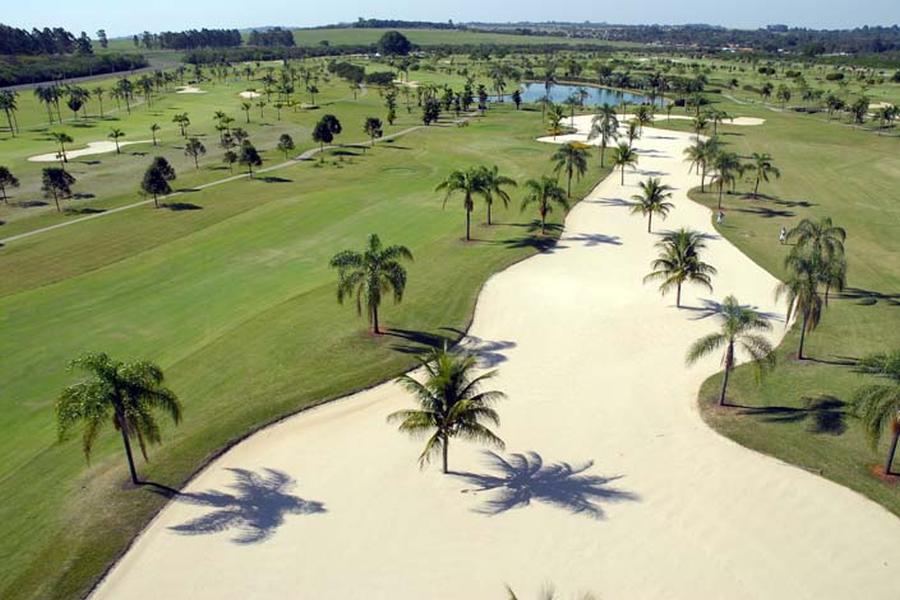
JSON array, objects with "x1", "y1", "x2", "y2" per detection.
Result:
[
  {"x1": 90, "y1": 115, "x2": 900, "y2": 600},
  {"x1": 176, "y1": 86, "x2": 205, "y2": 94},
  {"x1": 28, "y1": 140, "x2": 153, "y2": 162},
  {"x1": 239, "y1": 91, "x2": 262, "y2": 99},
  {"x1": 629, "y1": 114, "x2": 765, "y2": 126}
]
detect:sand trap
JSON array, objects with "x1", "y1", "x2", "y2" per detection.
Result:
[
  {"x1": 28, "y1": 140, "x2": 153, "y2": 162},
  {"x1": 90, "y1": 117, "x2": 900, "y2": 600},
  {"x1": 393, "y1": 79, "x2": 420, "y2": 88},
  {"x1": 239, "y1": 91, "x2": 261, "y2": 99},
  {"x1": 625, "y1": 114, "x2": 765, "y2": 126},
  {"x1": 176, "y1": 86, "x2": 205, "y2": 94}
]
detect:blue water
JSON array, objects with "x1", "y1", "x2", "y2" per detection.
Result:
[{"x1": 514, "y1": 83, "x2": 662, "y2": 107}]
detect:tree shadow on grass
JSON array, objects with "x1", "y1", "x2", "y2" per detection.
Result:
[
  {"x1": 63, "y1": 207, "x2": 105, "y2": 215},
  {"x1": 735, "y1": 395, "x2": 849, "y2": 436},
  {"x1": 164, "y1": 202, "x2": 202, "y2": 211},
  {"x1": 260, "y1": 176, "x2": 292, "y2": 183},
  {"x1": 14, "y1": 200, "x2": 48, "y2": 208},
  {"x1": 168, "y1": 468, "x2": 326, "y2": 544},
  {"x1": 734, "y1": 206, "x2": 794, "y2": 218},
  {"x1": 455, "y1": 451, "x2": 639, "y2": 519},
  {"x1": 839, "y1": 287, "x2": 900, "y2": 307}
]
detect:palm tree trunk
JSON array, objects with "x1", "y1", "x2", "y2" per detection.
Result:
[
  {"x1": 647, "y1": 213, "x2": 652, "y2": 233},
  {"x1": 487, "y1": 202, "x2": 492, "y2": 226},
  {"x1": 754, "y1": 176, "x2": 761, "y2": 198},
  {"x1": 798, "y1": 314, "x2": 808, "y2": 360},
  {"x1": 53, "y1": 192, "x2": 60, "y2": 213},
  {"x1": 719, "y1": 343, "x2": 734, "y2": 406},
  {"x1": 466, "y1": 208, "x2": 471, "y2": 241},
  {"x1": 620, "y1": 165, "x2": 625, "y2": 185},
  {"x1": 600, "y1": 143, "x2": 605, "y2": 167},
  {"x1": 676, "y1": 282, "x2": 682, "y2": 308},
  {"x1": 567, "y1": 171, "x2": 572, "y2": 198},
  {"x1": 885, "y1": 424, "x2": 899, "y2": 475},
  {"x1": 372, "y1": 304, "x2": 380, "y2": 335},
  {"x1": 116, "y1": 409, "x2": 140, "y2": 485},
  {"x1": 442, "y1": 435, "x2": 449, "y2": 474},
  {"x1": 718, "y1": 183, "x2": 724, "y2": 209}
]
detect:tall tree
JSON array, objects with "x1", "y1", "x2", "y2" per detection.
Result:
[
  {"x1": 107, "y1": 128, "x2": 125, "y2": 154},
  {"x1": 775, "y1": 253, "x2": 823, "y2": 360},
  {"x1": 587, "y1": 104, "x2": 618, "y2": 167},
  {"x1": 521, "y1": 176, "x2": 568, "y2": 235},
  {"x1": 329, "y1": 233, "x2": 413, "y2": 334},
  {"x1": 184, "y1": 137, "x2": 206, "y2": 169},
  {"x1": 55, "y1": 352, "x2": 182, "y2": 485},
  {"x1": 852, "y1": 350, "x2": 900, "y2": 475},
  {"x1": 710, "y1": 151, "x2": 743, "y2": 209},
  {"x1": 276, "y1": 133, "x2": 295, "y2": 159},
  {"x1": 551, "y1": 142, "x2": 590, "y2": 198},
  {"x1": 747, "y1": 152, "x2": 780, "y2": 198},
  {"x1": 50, "y1": 132, "x2": 73, "y2": 164},
  {"x1": 683, "y1": 137, "x2": 720, "y2": 192},
  {"x1": 686, "y1": 295, "x2": 776, "y2": 406},
  {"x1": 140, "y1": 157, "x2": 176, "y2": 208},
  {"x1": 436, "y1": 167, "x2": 488, "y2": 241},
  {"x1": 238, "y1": 142, "x2": 262, "y2": 178},
  {"x1": 363, "y1": 116, "x2": 383, "y2": 150},
  {"x1": 388, "y1": 345, "x2": 505, "y2": 474},
  {"x1": 172, "y1": 113, "x2": 190, "y2": 137},
  {"x1": 644, "y1": 228, "x2": 717, "y2": 308},
  {"x1": 630, "y1": 177, "x2": 674, "y2": 233},
  {"x1": 0, "y1": 166, "x2": 20, "y2": 204},
  {"x1": 0, "y1": 90, "x2": 19, "y2": 136},
  {"x1": 478, "y1": 165, "x2": 516, "y2": 226},
  {"x1": 610, "y1": 142, "x2": 638, "y2": 185},
  {"x1": 150, "y1": 123, "x2": 160, "y2": 146},
  {"x1": 41, "y1": 167, "x2": 76, "y2": 212}
]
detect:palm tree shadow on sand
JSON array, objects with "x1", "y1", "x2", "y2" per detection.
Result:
[
  {"x1": 168, "y1": 468, "x2": 325, "y2": 544},
  {"x1": 455, "y1": 451, "x2": 639, "y2": 519}
]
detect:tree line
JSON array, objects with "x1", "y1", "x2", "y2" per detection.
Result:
[
  {"x1": 0, "y1": 24, "x2": 92, "y2": 55},
  {"x1": 133, "y1": 28, "x2": 242, "y2": 50}
]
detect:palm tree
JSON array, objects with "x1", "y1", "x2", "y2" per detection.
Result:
[
  {"x1": 635, "y1": 104, "x2": 655, "y2": 133},
  {"x1": 93, "y1": 86, "x2": 105, "y2": 117},
  {"x1": 479, "y1": 165, "x2": 516, "y2": 226},
  {"x1": 587, "y1": 104, "x2": 618, "y2": 167},
  {"x1": 150, "y1": 123, "x2": 160, "y2": 146},
  {"x1": 852, "y1": 350, "x2": 900, "y2": 475},
  {"x1": 644, "y1": 228, "x2": 717, "y2": 308},
  {"x1": 521, "y1": 176, "x2": 568, "y2": 235},
  {"x1": 172, "y1": 113, "x2": 190, "y2": 137},
  {"x1": 0, "y1": 166, "x2": 20, "y2": 204},
  {"x1": 551, "y1": 142, "x2": 590, "y2": 197},
  {"x1": 55, "y1": 352, "x2": 182, "y2": 485},
  {"x1": 748, "y1": 152, "x2": 780, "y2": 198},
  {"x1": 546, "y1": 103, "x2": 566, "y2": 139},
  {"x1": 710, "y1": 151, "x2": 743, "y2": 209},
  {"x1": 775, "y1": 254, "x2": 823, "y2": 360},
  {"x1": 686, "y1": 295, "x2": 776, "y2": 406},
  {"x1": 786, "y1": 216, "x2": 847, "y2": 304},
  {"x1": 626, "y1": 119, "x2": 640, "y2": 147},
  {"x1": 436, "y1": 168, "x2": 488, "y2": 241},
  {"x1": 506, "y1": 584, "x2": 597, "y2": 600},
  {"x1": 108, "y1": 128, "x2": 125, "y2": 154},
  {"x1": 610, "y1": 142, "x2": 638, "y2": 185},
  {"x1": 683, "y1": 137, "x2": 719, "y2": 192},
  {"x1": 50, "y1": 132, "x2": 73, "y2": 164},
  {"x1": 630, "y1": 177, "x2": 674, "y2": 233},
  {"x1": 329, "y1": 233, "x2": 413, "y2": 335},
  {"x1": 0, "y1": 90, "x2": 19, "y2": 137},
  {"x1": 388, "y1": 345, "x2": 505, "y2": 474}
]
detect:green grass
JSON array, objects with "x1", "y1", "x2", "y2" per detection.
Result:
[
  {"x1": 0, "y1": 63, "x2": 607, "y2": 598},
  {"x1": 668, "y1": 96, "x2": 900, "y2": 515}
]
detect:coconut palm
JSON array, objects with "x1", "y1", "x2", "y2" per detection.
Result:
[
  {"x1": 852, "y1": 350, "x2": 900, "y2": 475},
  {"x1": 551, "y1": 142, "x2": 590, "y2": 197},
  {"x1": 748, "y1": 152, "x2": 780, "y2": 198},
  {"x1": 50, "y1": 132, "x2": 73, "y2": 163},
  {"x1": 108, "y1": 128, "x2": 125, "y2": 154},
  {"x1": 479, "y1": 165, "x2": 517, "y2": 226},
  {"x1": 521, "y1": 176, "x2": 568, "y2": 235},
  {"x1": 786, "y1": 216, "x2": 847, "y2": 304},
  {"x1": 587, "y1": 104, "x2": 618, "y2": 167},
  {"x1": 388, "y1": 345, "x2": 505, "y2": 474},
  {"x1": 547, "y1": 103, "x2": 566, "y2": 139},
  {"x1": 686, "y1": 295, "x2": 776, "y2": 406},
  {"x1": 710, "y1": 151, "x2": 743, "y2": 209},
  {"x1": 683, "y1": 137, "x2": 720, "y2": 192},
  {"x1": 329, "y1": 233, "x2": 413, "y2": 334},
  {"x1": 150, "y1": 123, "x2": 160, "y2": 146},
  {"x1": 0, "y1": 90, "x2": 19, "y2": 136},
  {"x1": 436, "y1": 167, "x2": 488, "y2": 241},
  {"x1": 635, "y1": 104, "x2": 655, "y2": 133},
  {"x1": 630, "y1": 177, "x2": 674, "y2": 233},
  {"x1": 775, "y1": 254, "x2": 823, "y2": 360},
  {"x1": 55, "y1": 352, "x2": 182, "y2": 485},
  {"x1": 610, "y1": 142, "x2": 638, "y2": 185},
  {"x1": 644, "y1": 228, "x2": 717, "y2": 308}
]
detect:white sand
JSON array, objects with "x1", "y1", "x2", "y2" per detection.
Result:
[
  {"x1": 90, "y1": 118, "x2": 900, "y2": 600},
  {"x1": 176, "y1": 86, "x2": 205, "y2": 94},
  {"x1": 642, "y1": 114, "x2": 765, "y2": 126},
  {"x1": 28, "y1": 140, "x2": 153, "y2": 162},
  {"x1": 239, "y1": 90, "x2": 262, "y2": 99}
]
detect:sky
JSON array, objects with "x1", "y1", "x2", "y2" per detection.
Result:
[{"x1": 4, "y1": 0, "x2": 898, "y2": 38}]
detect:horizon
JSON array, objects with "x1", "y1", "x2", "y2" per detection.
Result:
[{"x1": 2, "y1": 1, "x2": 898, "y2": 39}]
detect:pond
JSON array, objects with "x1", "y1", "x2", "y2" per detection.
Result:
[{"x1": 514, "y1": 83, "x2": 663, "y2": 107}]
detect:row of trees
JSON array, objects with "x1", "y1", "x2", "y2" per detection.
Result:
[{"x1": 0, "y1": 24, "x2": 91, "y2": 55}]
